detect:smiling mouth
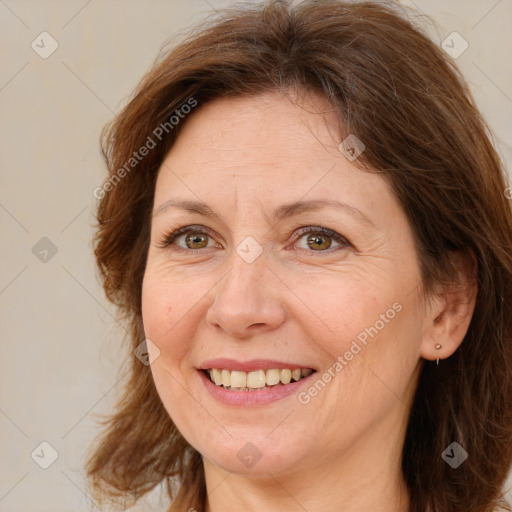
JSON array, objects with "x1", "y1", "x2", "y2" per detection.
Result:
[{"x1": 202, "y1": 368, "x2": 315, "y2": 391}]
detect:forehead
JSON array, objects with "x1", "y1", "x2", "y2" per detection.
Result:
[
  {"x1": 168, "y1": 91, "x2": 340, "y2": 165},
  {"x1": 153, "y1": 91, "x2": 396, "y2": 224}
]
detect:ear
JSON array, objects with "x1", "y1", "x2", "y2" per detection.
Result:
[{"x1": 420, "y1": 250, "x2": 478, "y2": 362}]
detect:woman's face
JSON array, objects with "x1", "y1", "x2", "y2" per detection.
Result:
[{"x1": 142, "y1": 91, "x2": 427, "y2": 478}]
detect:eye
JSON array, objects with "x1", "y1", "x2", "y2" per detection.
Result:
[
  {"x1": 156, "y1": 224, "x2": 351, "y2": 254},
  {"x1": 157, "y1": 225, "x2": 218, "y2": 251},
  {"x1": 291, "y1": 225, "x2": 350, "y2": 254}
]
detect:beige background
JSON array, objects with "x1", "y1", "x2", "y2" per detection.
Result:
[{"x1": 1, "y1": 0, "x2": 511, "y2": 510}]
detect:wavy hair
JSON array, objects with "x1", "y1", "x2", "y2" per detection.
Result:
[{"x1": 85, "y1": 1, "x2": 512, "y2": 511}]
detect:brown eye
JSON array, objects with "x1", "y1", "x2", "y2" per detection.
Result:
[
  {"x1": 183, "y1": 232, "x2": 209, "y2": 249},
  {"x1": 158, "y1": 225, "x2": 218, "y2": 251},
  {"x1": 307, "y1": 235, "x2": 332, "y2": 251},
  {"x1": 305, "y1": 233, "x2": 333, "y2": 251},
  {"x1": 293, "y1": 226, "x2": 349, "y2": 254}
]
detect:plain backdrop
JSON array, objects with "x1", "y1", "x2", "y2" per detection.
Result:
[{"x1": 1, "y1": 0, "x2": 511, "y2": 510}]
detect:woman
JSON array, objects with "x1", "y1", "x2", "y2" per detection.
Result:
[{"x1": 85, "y1": 1, "x2": 512, "y2": 511}]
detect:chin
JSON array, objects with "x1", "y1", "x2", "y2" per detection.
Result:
[{"x1": 192, "y1": 427, "x2": 311, "y2": 476}]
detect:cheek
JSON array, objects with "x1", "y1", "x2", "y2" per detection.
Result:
[
  {"x1": 141, "y1": 269, "x2": 201, "y2": 431},
  {"x1": 290, "y1": 269, "x2": 421, "y2": 401},
  {"x1": 289, "y1": 273, "x2": 397, "y2": 352},
  {"x1": 141, "y1": 266, "x2": 195, "y2": 359}
]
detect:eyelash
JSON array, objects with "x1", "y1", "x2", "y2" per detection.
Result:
[{"x1": 156, "y1": 224, "x2": 351, "y2": 255}]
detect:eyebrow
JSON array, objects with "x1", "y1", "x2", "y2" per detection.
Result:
[{"x1": 152, "y1": 199, "x2": 375, "y2": 227}]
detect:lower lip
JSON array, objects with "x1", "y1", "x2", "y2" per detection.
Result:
[{"x1": 198, "y1": 370, "x2": 315, "y2": 407}]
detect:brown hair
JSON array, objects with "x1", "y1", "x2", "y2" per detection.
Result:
[{"x1": 85, "y1": 1, "x2": 512, "y2": 511}]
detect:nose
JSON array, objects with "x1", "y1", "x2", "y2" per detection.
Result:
[{"x1": 205, "y1": 250, "x2": 286, "y2": 339}]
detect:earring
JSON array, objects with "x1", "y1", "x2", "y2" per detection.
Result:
[{"x1": 435, "y1": 343, "x2": 442, "y2": 365}]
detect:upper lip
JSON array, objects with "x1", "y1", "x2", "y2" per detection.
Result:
[{"x1": 198, "y1": 358, "x2": 316, "y2": 372}]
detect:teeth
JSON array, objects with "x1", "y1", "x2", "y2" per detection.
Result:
[
  {"x1": 206, "y1": 367, "x2": 314, "y2": 390},
  {"x1": 230, "y1": 371, "x2": 246, "y2": 388},
  {"x1": 211, "y1": 369, "x2": 222, "y2": 386},
  {"x1": 246, "y1": 370, "x2": 266, "y2": 388},
  {"x1": 266, "y1": 368, "x2": 280, "y2": 386},
  {"x1": 280, "y1": 369, "x2": 292, "y2": 384}
]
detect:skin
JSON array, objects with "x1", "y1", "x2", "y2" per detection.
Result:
[{"x1": 141, "y1": 91, "x2": 477, "y2": 512}]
